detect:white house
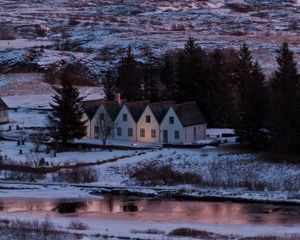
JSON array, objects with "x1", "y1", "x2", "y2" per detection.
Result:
[
  {"x1": 114, "y1": 101, "x2": 149, "y2": 142},
  {"x1": 93, "y1": 102, "x2": 122, "y2": 139},
  {"x1": 0, "y1": 98, "x2": 9, "y2": 124},
  {"x1": 137, "y1": 102, "x2": 173, "y2": 143},
  {"x1": 82, "y1": 99, "x2": 104, "y2": 138},
  {"x1": 83, "y1": 99, "x2": 207, "y2": 145},
  {"x1": 160, "y1": 102, "x2": 206, "y2": 144}
]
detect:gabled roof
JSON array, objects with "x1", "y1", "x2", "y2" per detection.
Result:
[
  {"x1": 82, "y1": 99, "x2": 104, "y2": 120},
  {"x1": 0, "y1": 98, "x2": 8, "y2": 111},
  {"x1": 125, "y1": 100, "x2": 149, "y2": 122},
  {"x1": 149, "y1": 101, "x2": 174, "y2": 123},
  {"x1": 172, "y1": 102, "x2": 206, "y2": 127},
  {"x1": 103, "y1": 102, "x2": 122, "y2": 121}
]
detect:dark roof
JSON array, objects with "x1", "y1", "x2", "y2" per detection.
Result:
[
  {"x1": 173, "y1": 102, "x2": 206, "y2": 127},
  {"x1": 103, "y1": 102, "x2": 122, "y2": 121},
  {"x1": 149, "y1": 101, "x2": 174, "y2": 123},
  {"x1": 125, "y1": 100, "x2": 149, "y2": 122},
  {"x1": 82, "y1": 99, "x2": 104, "y2": 120},
  {"x1": 0, "y1": 98, "x2": 8, "y2": 111}
]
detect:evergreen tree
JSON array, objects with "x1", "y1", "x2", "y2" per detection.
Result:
[
  {"x1": 235, "y1": 61, "x2": 269, "y2": 147},
  {"x1": 232, "y1": 44, "x2": 270, "y2": 148},
  {"x1": 117, "y1": 45, "x2": 141, "y2": 101},
  {"x1": 160, "y1": 54, "x2": 176, "y2": 100},
  {"x1": 142, "y1": 53, "x2": 160, "y2": 102},
  {"x1": 175, "y1": 37, "x2": 212, "y2": 121},
  {"x1": 206, "y1": 49, "x2": 234, "y2": 127},
  {"x1": 103, "y1": 70, "x2": 116, "y2": 101},
  {"x1": 175, "y1": 37, "x2": 205, "y2": 103},
  {"x1": 270, "y1": 42, "x2": 300, "y2": 153},
  {"x1": 232, "y1": 43, "x2": 253, "y2": 100},
  {"x1": 48, "y1": 73, "x2": 86, "y2": 145}
]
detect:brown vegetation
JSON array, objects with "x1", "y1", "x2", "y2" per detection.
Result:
[
  {"x1": 52, "y1": 167, "x2": 98, "y2": 183},
  {"x1": 129, "y1": 163, "x2": 203, "y2": 186},
  {"x1": 169, "y1": 228, "x2": 231, "y2": 239},
  {"x1": 0, "y1": 218, "x2": 80, "y2": 240}
]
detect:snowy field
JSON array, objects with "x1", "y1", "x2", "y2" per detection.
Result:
[
  {"x1": 0, "y1": 0, "x2": 299, "y2": 80},
  {"x1": 1, "y1": 106, "x2": 300, "y2": 239},
  {"x1": 0, "y1": 107, "x2": 299, "y2": 203}
]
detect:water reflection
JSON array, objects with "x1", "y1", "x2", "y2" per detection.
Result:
[
  {"x1": 0, "y1": 197, "x2": 299, "y2": 225},
  {"x1": 53, "y1": 202, "x2": 87, "y2": 214}
]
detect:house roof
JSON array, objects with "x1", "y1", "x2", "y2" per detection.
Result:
[
  {"x1": 103, "y1": 102, "x2": 122, "y2": 121},
  {"x1": 173, "y1": 102, "x2": 206, "y2": 127},
  {"x1": 125, "y1": 100, "x2": 149, "y2": 122},
  {"x1": 0, "y1": 98, "x2": 8, "y2": 111},
  {"x1": 82, "y1": 99, "x2": 104, "y2": 120},
  {"x1": 149, "y1": 101, "x2": 174, "y2": 123}
]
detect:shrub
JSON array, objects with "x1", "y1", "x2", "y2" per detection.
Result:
[
  {"x1": 130, "y1": 229, "x2": 165, "y2": 235},
  {"x1": 0, "y1": 218, "x2": 79, "y2": 240},
  {"x1": 168, "y1": 228, "x2": 230, "y2": 239},
  {"x1": 0, "y1": 30, "x2": 15, "y2": 40},
  {"x1": 130, "y1": 163, "x2": 202, "y2": 186},
  {"x1": 52, "y1": 167, "x2": 98, "y2": 183},
  {"x1": 225, "y1": 3, "x2": 254, "y2": 13},
  {"x1": 68, "y1": 221, "x2": 88, "y2": 230}
]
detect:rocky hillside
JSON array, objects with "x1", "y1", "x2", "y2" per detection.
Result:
[{"x1": 0, "y1": 0, "x2": 299, "y2": 86}]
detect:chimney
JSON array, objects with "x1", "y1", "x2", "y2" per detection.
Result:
[{"x1": 115, "y1": 92, "x2": 121, "y2": 104}]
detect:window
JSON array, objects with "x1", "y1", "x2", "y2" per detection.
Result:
[
  {"x1": 140, "y1": 128, "x2": 145, "y2": 137},
  {"x1": 100, "y1": 113, "x2": 104, "y2": 121},
  {"x1": 193, "y1": 127, "x2": 197, "y2": 140},
  {"x1": 117, "y1": 127, "x2": 122, "y2": 136},
  {"x1": 122, "y1": 114, "x2": 127, "y2": 122},
  {"x1": 146, "y1": 115, "x2": 151, "y2": 123},
  {"x1": 169, "y1": 116, "x2": 174, "y2": 124},
  {"x1": 174, "y1": 130, "x2": 180, "y2": 139},
  {"x1": 128, "y1": 128, "x2": 133, "y2": 137},
  {"x1": 151, "y1": 129, "x2": 156, "y2": 138}
]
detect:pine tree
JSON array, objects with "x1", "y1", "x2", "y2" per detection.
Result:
[
  {"x1": 232, "y1": 44, "x2": 270, "y2": 148},
  {"x1": 175, "y1": 38, "x2": 204, "y2": 103},
  {"x1": 206, "y1": 49, "x2": 234, "y2": 127},
  {"x1": 235, "y1": 61, "x2": 269, "y2": 147},
  {"x1": 48, "y1": 73, "x2": 86, "y2": 145},
  {"x1": 103, "y1": 70, "x2": 116, "y2": 101},
  {"x1": 270, "y1": 42, "x2": 300, "y2": 153},
  {"x1": 160, "y1": 54, "x2": 176, "y2": 100},
  {"x1": 142, "y1": 54, "x2": 160, "y2": 102},
  {"x1": 117, "y1": 45, "x2": 142, "y2": 101},
  {"x1": 232, "y1": 43, "x2": 253, "y2": 100}
]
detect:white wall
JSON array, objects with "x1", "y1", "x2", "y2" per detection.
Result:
[
  {"x1": 114, "y1": 105, "x2": 137, "y2": 142},
  {"x1": 0, "y1": 110, "x2": 9, "y2": 123},
  {"x1": 185, "y1": 123, "x2": 206, "y2": 143},
  {"x1": 91, "y1": 105, "x2": 114, "y2": 140},
  {"x1": 160, "y1": 108, "x2": 185, "y2": 144},
  {"x1": 137, "y1": 106, "x2": 160, "y2": 143},
  {"x1": 82, "y1": 113, "x2": 91, "y2": 138}
]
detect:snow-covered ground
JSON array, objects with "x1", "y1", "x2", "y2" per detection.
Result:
[
  {"x1": 0, "y1": 108, "x2": 299, "y2": 203},
  {"x1": 1, "y1": 213, "x2": 300, "y2": 240},
  {"x1": 0, "y1": 0, "x2": 299, "y2": 81},
  {"x1": 1, "y1": 86, "x2": 104, "y2": 109},
  {"x1": 0, "y1": 140, "x2": 139, "y2": 166},
  {"x1": 0, "y1": 39, "x2": 53, "y2": 49}
]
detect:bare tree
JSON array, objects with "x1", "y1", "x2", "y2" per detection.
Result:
[{"x1": 95, "y1": 113, "x2": 115, "y2": 146}]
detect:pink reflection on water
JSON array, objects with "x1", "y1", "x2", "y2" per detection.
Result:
[{"x1": 0, "y1": 197, "x2": 299, "y2": 225}]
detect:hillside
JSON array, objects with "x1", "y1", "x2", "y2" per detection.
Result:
[{"x1": 0, "y1": 0, "x2": 299, "y2": 90}]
